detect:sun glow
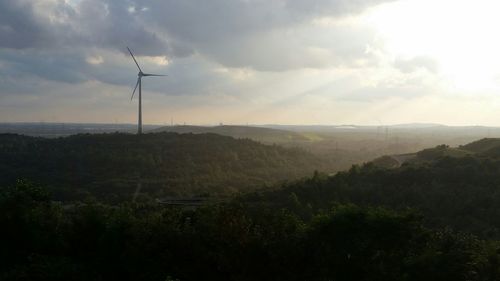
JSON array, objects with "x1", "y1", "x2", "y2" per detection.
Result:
[{"x1": 367, "y1": 0, "x2": 500, "y2": 92}]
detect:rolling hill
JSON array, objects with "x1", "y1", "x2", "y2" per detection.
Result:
[
  {"x1": 0, "y1": 132, "x2": 333, "y2": 201},
  {"x1": 460, "y1": 138, "x2": 500, "y2": 154},
  {"x1": 4, "y1": 136, "x2": 500, "y2": 280},
  {"x1": 245, "y1": 138, "x2": 500, "y2": 239},
  {"x1": 371, "y1": 138, "x2": 500, "y2": 168},
  {"x1": 151, "y1": 125, "x2": 310, "y2": 143}
]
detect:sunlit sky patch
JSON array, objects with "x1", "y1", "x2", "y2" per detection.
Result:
[
  {"x1": 1, "y1": 0, "x2": 500, "y2": 125},
  {"x1": 367, "y1": 0, "x2": 500, "y2": 93}
]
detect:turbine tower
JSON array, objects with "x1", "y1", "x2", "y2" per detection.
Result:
[{"x1": 127, "y1": 47, "x2": 166, "y2": 134}]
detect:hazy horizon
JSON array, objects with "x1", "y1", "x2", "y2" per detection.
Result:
[
  {"x1": 4, "y1": 121, "x2": 500, "y2": 129},
  {"x1": 2, "y1": 0, "x2": 500, "y2": 125}
]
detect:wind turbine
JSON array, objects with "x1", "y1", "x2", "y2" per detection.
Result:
[{"x1": 127, "y1": 47, "x2": 166, "y2": 134}]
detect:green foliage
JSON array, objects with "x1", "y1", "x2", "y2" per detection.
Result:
[
  {"x1": 461, "y1": 138, "x2": 500, "y2": 154},
  {"x1": 415, "y1": 144, "x2": 471, "y2": 161},
  {"x1": 2, "y1": 183, "x2": 499, "y2": 281},
  {"x1": 371, "y1": 155, "x2": 401, "y2": 169},
  {"x1": 0, "y1": 133, "x2": 331, "y2": 201},
  {"x1": 248, "y1": 145, "x2": 500, "y2": 239},
  {"x1": 6, "y1": 136, "x2": 500, "y2": 280}
]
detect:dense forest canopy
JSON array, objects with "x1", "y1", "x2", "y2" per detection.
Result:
[
  {"x1": 0, "y1": 132, "x2": 333, "y2": 201},
  {"x1": 4, "y1": 123, "x2": 500, "y2": 173},
  {"x1": 245, "y1": 138, "x2": 500, "y2": 239},
  {"x1": 5, "y1": 133, "x2": 500, "y2": 280},
  {"x1": 2, "y1": 180, "x2": 500, "y2": 281}
]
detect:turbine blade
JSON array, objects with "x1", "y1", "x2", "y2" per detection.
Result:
[
  {"x1": 142, "y1": 73, "x2": 167, "y2": 77},
  {"x1": 127, "y1": 47, "x2": 143, "y2": 72},
  {"x1": 131, "y1": 78, "x2": 140, "y2": 100}
]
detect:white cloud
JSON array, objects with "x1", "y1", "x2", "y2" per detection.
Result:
[
  {"x1": 86, "y1": 55, "x2": 104, "y2": 65},
  {"x1": 141, "y1": 56, "x2": 169, "y2": 66}
]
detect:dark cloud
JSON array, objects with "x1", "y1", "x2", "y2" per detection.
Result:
[
  {"x1": 0, "y1": 0, "x2": 48, "y2": 49},
  {"x1": 141, "y1": 0, "x2": 392, "y2": 70},
  {"x1": 0, "y1": 0, "x2": 170, "y2": 56},
  {"x1": 0, "y1": 0, "x2": 392, "y2": 74},
  {"x1": 141, "y1": 0, "x2": 393, "y2": 41},
  {"x1": 0, "y1": 48, "x2": 88, "y2": 83},
  {"x1": 0, "y1": 0, "x2": 396, "y2": 119},
  {"x1": 75, "y1": 0, "x2": 169, "y2": 56}
]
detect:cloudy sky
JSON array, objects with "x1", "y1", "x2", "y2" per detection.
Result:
[{"x1": 1, "y1": 0, "x2": 500, "y2": 125}]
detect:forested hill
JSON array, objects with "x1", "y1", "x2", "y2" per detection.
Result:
[
  {"x1": 0, "y1": 133, "x2": 332, "y2": 201},
  {"x1": 151, "y1": 125, "x2": 309, "y2": 143},
  {"x1": 371, "y1": 138, "x2": 500, "y2": 168},
  {"x1": 244, "y1": 138, "x2": 500, "y2": 239},
  {"x1": 4, "y1": 138, "x2": 500, "y2": 280}
]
